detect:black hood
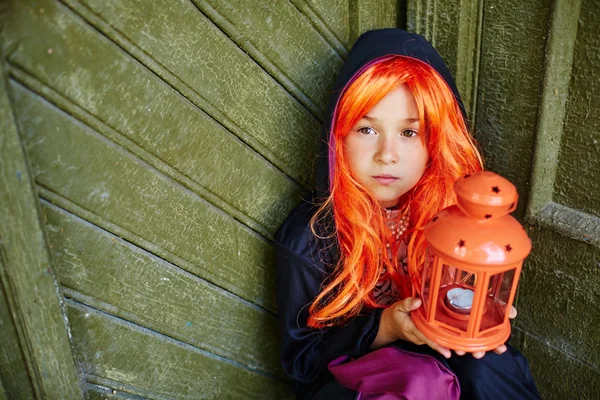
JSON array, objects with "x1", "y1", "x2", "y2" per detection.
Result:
[{"x1": 315, "y1": 28, "x2": 466, "y2": 198}]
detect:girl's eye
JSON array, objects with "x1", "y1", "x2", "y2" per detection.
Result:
[
  {"x1": 358, "y1": 127, "x2": 376, "y2": 135},
  {"x1": 401, "y1": 129, "x2": 418, "y2": 138}
]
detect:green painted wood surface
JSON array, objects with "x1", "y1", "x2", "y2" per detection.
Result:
[
  {"x1": 353, "y1": 0, "x2": 398, "y2": 43},
  {"x1": 0, "y1": 0, "x2": 406, "y2": 396},
  {"x1": 5, "y1": 0, "x2": 304, "y2": 237},
  {"x1": 474, "y1": 0, "x2": 551, "y2": 218},
  {"x1": 526, "y1": 0, "x2": 581, "y2": 218},
  {"x1": 191, "y1": 0, "x2": 344, "y2": 114},
  {"x1": 56, "y1": 0, "x2": 320, "y2": 188},
  {"x1": 301, "y1": 0, "x2": 351, "y2": 50},
  {"x1": 66, "y1": 301, "x2": 292, "y2": 399},
  {"x1": 85, "y1": 383, "x2": 149, "y2": 399},
  {"x1": 0, "y1": 56, "x2": 82, "y2": 397},
  {"x1": 512, "y1": 328, "x2": 600, "y2": 400},
  {"x1": 407, "y1": 0, "x2": 600, "y2": 396},
  {"x1": 407, "y1": 0, "x2": 483, "y2": 125},
  {"x1": 555, "y1": 0, "x2": 600, "y2": 217},
  {"x1": 43, "y1": 202, "x2": 281, "y2": 377},
  {"x1": 0, "y1": 278, "x2": 35, "y2": 399},
  {"x1": 0, "y1": 379, "x2": 6, "y2": 400},
  {"x1": 518, "y1": 227, "x2": 600, "y2": 372},
  {"x1": 11, "y1": 81, "x2": 277, "y2": 312}
]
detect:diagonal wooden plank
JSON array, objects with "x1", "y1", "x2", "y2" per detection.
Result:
[
  {"x1": 0, "y1": 275, "x2": 35, "y2": 399},
  {"x1": 6, "y1": 1, "x2": 307, "y2": 235},
  {"x1": 8, "y1": 64, "x2": 302, "y2": 237},
  {"x1": 67, "y1": 301, "x2": 292, "y2": 399},
  {"x1": 191, "y1": 0, "x2": 344, "y2": 113},
  {"x1": 5, "y1": 0, "x2": 319, "y2": 188},
  {"x1": 0, "y1": 57, "x2": 82, "y2": 398},
  {"x1": 11, "y1": 81, "x2": 278, "y2": 312},
  {"x1": 43, "y1": 201, "x2": 282, "y2": 377},
  {"x1": 299, "y1": 0, "x2": 351, "y2": 50},
  {"x1": 85, "y1": 382, "x2": 151, "y2": 399}
]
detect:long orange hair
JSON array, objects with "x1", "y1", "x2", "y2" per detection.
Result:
[{"x1": 308, "y1": 56, "x2": 483, "y2": 328}]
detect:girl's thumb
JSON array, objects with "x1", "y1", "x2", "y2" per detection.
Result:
[
  {"x1": 398, "y1": 297, "x2": 422, "y2": 312},
  {"x1": 410, "y1": 298, "x2": 422, "y2": 310}
]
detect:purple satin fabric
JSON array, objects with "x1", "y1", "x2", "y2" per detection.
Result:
[{"x1": 328, "y1": 347, "x2": 460, "y2": 400}]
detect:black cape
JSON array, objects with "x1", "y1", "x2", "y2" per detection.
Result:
[{"x1": 274, "y1": 28, "x2": 466, "y2": 400}]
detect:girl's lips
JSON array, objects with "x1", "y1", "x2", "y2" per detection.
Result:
[{"x1": 373, "y1": 175, "x2": 399, "y2": 185}]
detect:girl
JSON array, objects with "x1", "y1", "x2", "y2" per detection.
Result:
[{"x1": 275, "y1": 29, "x2": 540, "y2": 400}]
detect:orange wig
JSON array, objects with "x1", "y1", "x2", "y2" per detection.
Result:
[{"x1": 308, "y1": 56, "x2": 483, "y2": 328}]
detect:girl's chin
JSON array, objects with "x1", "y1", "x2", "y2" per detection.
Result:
[
  {"x1": 374, "y1": 189, "x2": 408, "y2": 208},
  {"x1": 377, "y1": 197, "x2": 401, "y2": 209}
]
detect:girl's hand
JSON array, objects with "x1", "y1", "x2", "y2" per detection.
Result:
[
  {"x1": 454, "y1": 305, "x2": 518, "y2": 359},
  {"x1": 373, "y1": 298, "x2": 518, "y2": 360},
  {"x1": 373, "y1": 297, "x2": 452, "y2": 358}
]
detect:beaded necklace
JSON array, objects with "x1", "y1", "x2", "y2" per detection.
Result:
[{"x1": 384, "y1": 206, "x2": 410, "y2": 248}]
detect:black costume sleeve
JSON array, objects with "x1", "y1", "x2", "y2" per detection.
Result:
[{"x1": 274, "y1": 202, "x2": 383, "y2": 384}]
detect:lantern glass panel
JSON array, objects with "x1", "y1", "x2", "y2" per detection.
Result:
[
  {"x1": 479, "y1": 269, "x2": 516, "y2": 332},
  {"x1": 421, "y1": 248, "x2": 433, "y2": 310},
  {"x1": 435, "y1": 263, "x2": 479, "y2": 333}
]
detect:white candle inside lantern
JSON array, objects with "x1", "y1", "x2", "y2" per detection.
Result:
[{"x1": 446, "y1": 287, "x2": 474, "y2": 314}]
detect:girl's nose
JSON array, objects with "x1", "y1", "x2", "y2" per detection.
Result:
[{"x1": 375, "y1": 135, "x2": 398, "y2": 164}]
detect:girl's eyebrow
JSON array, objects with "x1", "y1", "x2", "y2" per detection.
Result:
[{"x1": 361, "y1": 115, "x2": 420, "y2": 123}]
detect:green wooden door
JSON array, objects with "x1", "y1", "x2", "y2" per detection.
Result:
[
  {"x1": 3, "y1": 1, "x2": 598, "y2": 399},
  {"x1": 409, "y1": 0, "x2": 600, "y2": 399},
  {"x1": 0, "y1": 0, "x2": 399, "y2": 398}
]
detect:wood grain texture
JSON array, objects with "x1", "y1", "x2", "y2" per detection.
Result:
[
  {"x1": 57, "y1": 0, "x2": 320, "y2": 188},
  {"x1": 0, "y1": 278, "x2": 35, "y2": 399},
  {"x1": 353, "y1": 0, "x2": 398, "y2": 43},
  {"x1": 43, "y1": 202, "x2": 281, "y2": 377},
  {"x1": 554, "y1": 0, "x2": 600, "y2": 218},
  {"x1": 5, "y1": 0, "x2": 305, "y2": 235},
  {"x1": 407, "y1": 0, "x2": 484, "y2": 125},
  {"x1": 296, "y1": 0, "x2": 351, "y2": 52},
  {"x1": 0, "y1": 51, "x2": 82, "y2": 398},
  {"x1": 515, "y1": 227, "x2": 600, "y2": 399},
  {"x1": 526, "y1": 0, "x2": 582, "y2": 218},
  {"x1": 474, "y1": 0, "x2": 552, "y2": 219},
  {"x1": 85, "y1": 382, "x2": 150, "y2": 399},
  {"x1": 67, "y1": 301, "x2": 292, "y2": 399},
  {"x1": 11, "y1": 82, "x2": 278, "y2": 312},
  {"x1": 192, "y1": 0, "x2": 344, "y2": 114}
]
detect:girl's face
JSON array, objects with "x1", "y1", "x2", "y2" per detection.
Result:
[{"x1": 343, "y1": 84, "x2": 428, "y2": 208}]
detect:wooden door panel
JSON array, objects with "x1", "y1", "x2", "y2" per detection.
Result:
[
  {"x1": 12, "y1": 82, "x2": 277, "y2": 311},
  {"x1": 67, "y1": 302, "x2": 291, "y2": 399},
  {"x1": 43, "y1": 203, "x2": 281, "y2": 378},
  {"x1": 0, "y1": 0, "x2": 398, "y2": 397},
  {"x1": 409, "y1": 0, "x2": 600, "y2": 398}
]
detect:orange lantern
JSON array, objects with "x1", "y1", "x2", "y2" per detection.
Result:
[{"x1": 411, "y1": 171, "x2": 531, "y2": 352}]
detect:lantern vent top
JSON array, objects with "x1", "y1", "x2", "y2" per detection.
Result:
[
  {"x1": 455, "y1": 171, "x2": 518, "y2": 220},
  {"x1": 424, "y1": 171, "x2": 531, "y2": 265}
]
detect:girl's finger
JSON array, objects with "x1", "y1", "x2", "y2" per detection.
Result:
[
  {"x1": 395, "y1": 297, "x2": 422, "y2": 313},
  {"x1": 415, "y1": 331, "x2": 451, "y2": 359},
  {"x1": 455, "y1": 350, "x2": 466, "y2": 356},
  {"x1": 471, "y1": 351, "x2": 485, "y2": 359},
  {"x1": 509, "y1": 306, "x2": 518, "y2": 319},
  {"x1": 493, "y1": 344, "x2": 507, "y2": 354}
]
